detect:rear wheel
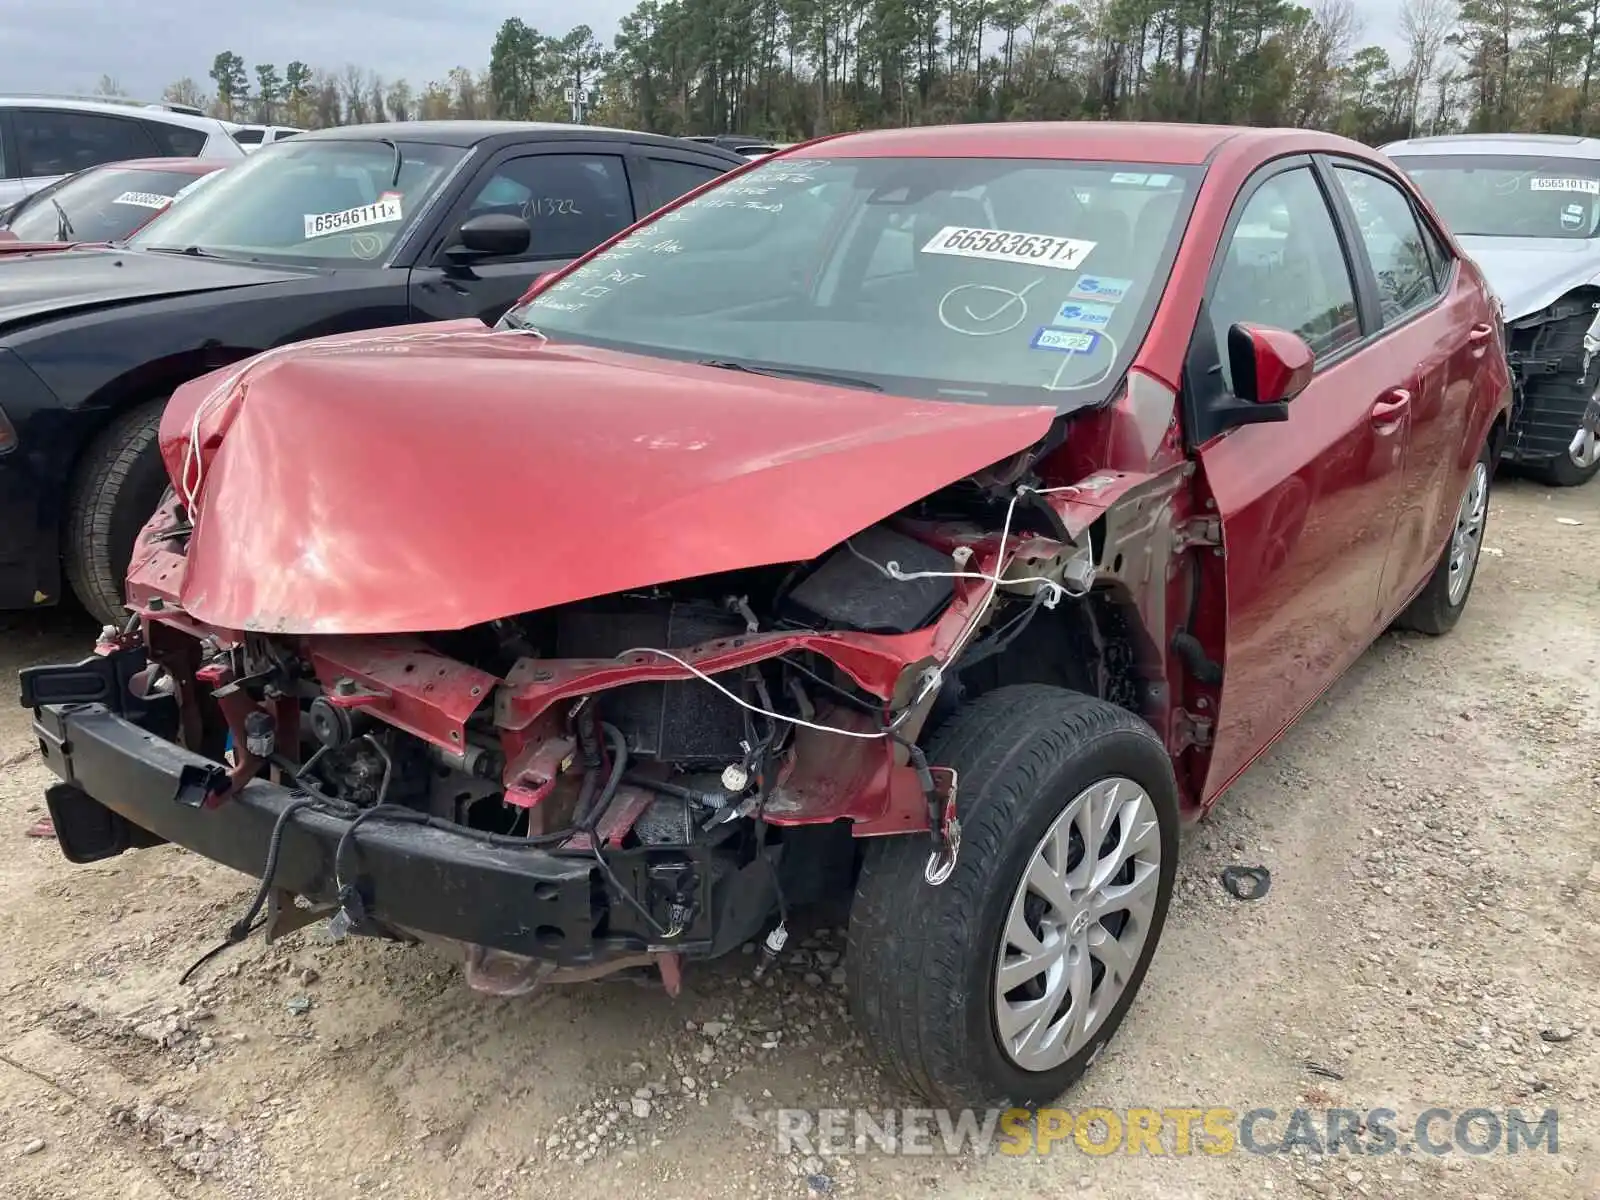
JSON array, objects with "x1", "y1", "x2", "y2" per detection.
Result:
[
  {"x1": 1394, "y1": 439, "x2": 1492, "y2": 636},
  {"x1": 846, "y1": 685, "x2": 1179, "y2": 1108},
  {"x1": 63, "y1": 398, "x2": 170, "y2": 627}
]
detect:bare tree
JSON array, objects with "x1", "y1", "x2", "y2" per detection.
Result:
[
  {"x1": 1316, "y1": 0, "x2": 1365, "y2": 63},
  {"x1": 1400, "y1": 0, "x2": 1457, "y2": 135},
  {"x1": 162, "y1": 78, "x2": 208, "y2": 110},
  {"x1": 341, "y1": 63, "x2": 370, "y2": 124}
]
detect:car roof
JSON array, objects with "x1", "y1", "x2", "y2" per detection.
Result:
[
  {"x1": 0, "y1": 95, "x2": 232, "y2": 134},
  {"x1": 1380, "y1": 133, "x2": 1600, "y2": 161},
  {"x1": 292, "y1": 121, "x2": 748, "y2": 159},
  {"x1": 786, "y1": 121, "x2": 1285, "y2": 163}
]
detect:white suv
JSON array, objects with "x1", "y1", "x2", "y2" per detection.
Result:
[
  {"x1": 0, "y1": 95, "x2": 244, "y2": 208},
  {"x1": 223, "y1": 122, "x2": 305, "y2": 152}
]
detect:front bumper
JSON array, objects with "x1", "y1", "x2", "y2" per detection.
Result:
[{"x1": 27, "y1": 697, "x2": 727, "y2": 965}]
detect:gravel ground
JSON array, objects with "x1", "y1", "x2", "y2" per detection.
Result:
[{"x1": 0, "y1": 474, "x2": 1596, "y2": 1200}]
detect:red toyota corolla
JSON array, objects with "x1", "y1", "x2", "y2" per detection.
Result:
[
  {"x1": 0, "y1": 157, "x2": 228, "y2": 255},
  {"x1": 22, "y1": 122, "x2": 1508, "y2": 1110}
]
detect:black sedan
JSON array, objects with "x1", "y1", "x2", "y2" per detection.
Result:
[{"x1": 0, "y1": 121, "x2": 747, "y2": 624}]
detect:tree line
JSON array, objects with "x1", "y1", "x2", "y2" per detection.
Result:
[{"x1": 123, "y1": 0, "x2": 1600, "y2": 146}]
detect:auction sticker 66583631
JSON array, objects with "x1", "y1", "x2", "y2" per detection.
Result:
[{"x1": 920, "y1": 226, "x2": 1096, "y2": 270}]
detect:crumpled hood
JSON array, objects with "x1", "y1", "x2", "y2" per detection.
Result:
[
  {"x1": 159, "y1": 321, "x2": 1057, "y2": 635},
  {"x1": 0, "y1": 246, "x2": 313, "y2": 333},
  {"x1": 1457, "y1": 235, "x2": 1600, "y2": 322}
]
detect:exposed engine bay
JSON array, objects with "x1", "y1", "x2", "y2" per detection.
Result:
[{"x1": 102, "y1": 466, "x2": 1174, "y2": 995}]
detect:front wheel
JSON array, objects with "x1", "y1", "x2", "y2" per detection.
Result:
[
  {"x1": 846, "y1": 685, "x2": 1180, "y2": 1109},
  {"x1": 63, "y1": 398, "x2": 171, "y2": 626},
  {"x1": 1532, "y1": 393, "x2": 1600, "y2": 487}
]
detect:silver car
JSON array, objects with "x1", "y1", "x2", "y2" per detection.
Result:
[
  {"x1": 1383, "y1": 133, "x2": 1600, "y2": 486},
  {"x1": 0, "y1": 94, "x2": 244, "y2": 210}
]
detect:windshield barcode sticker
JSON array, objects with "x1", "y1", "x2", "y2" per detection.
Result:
[
  {"x1": 921, "y1": 226, "x2": 1096, "y2": 270},
  {"x1": 113, "y1": 190, "x2": 172, "y2": 209},
  {"x1": 303, "y1": 192, "x2": 403, "y2": 239},
  {"x1": 1530, "y1": 177, "x2": 1600, "y2": 195}
]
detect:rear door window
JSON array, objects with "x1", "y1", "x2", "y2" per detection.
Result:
[
  {"x1": 1332, "y1": 164, "x2": 1443, "y2": 323},
  {"x1": 15, "y1": 110, "x2": 160, "y2": 177}
]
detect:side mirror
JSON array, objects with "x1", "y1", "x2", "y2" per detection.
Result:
[
  {"x1": 447, "y1": 213, "x2": 531, "y2": 261},
  {"x1": 1227, "y1": 322, "x2": 1314, "y2": 405}
]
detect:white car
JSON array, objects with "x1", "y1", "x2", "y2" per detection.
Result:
[
  {"x1": 224, "y1": 123, "x2": 305, "y2": 152},
  {"x1": 0, "y1": 95, "x2": 244, "y2": 209},
  {"x1": 1383, "y1": 133, "x2": 1600, "y2": 486}
]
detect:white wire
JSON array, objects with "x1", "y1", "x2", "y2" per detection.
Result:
[
  {"x1": 842, "y1": 539, "x2": 1080, "y2": 609},
  {"x1": 612, "y1": 647, "x2": 891, "y2": 740},
  {"x1": 613, "y1": 484, "x2": 1091, "y2": 744}
]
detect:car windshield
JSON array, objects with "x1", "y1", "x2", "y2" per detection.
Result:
[
  {"x1": 126, "y1": 137, "x2": 468, "y2": 264},
  {"x1": 1391, "y1": 153, "x2": 1600, "y2": 238},
  {"x1": 2, "y1": 165, "x2": 215, "y2": 243},
  {"x1": 501, "y1": 155, "x2": 1200, "y2": 410}
]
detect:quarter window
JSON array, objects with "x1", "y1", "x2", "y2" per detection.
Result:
[
  {"x1": 461, "y1": 154, "x2": 634, "y2": 259},
  {"x1": 1333, "y1": 165, "x2": 1442, "y2": 322},
  {"x1": 143, "y1": 120, "x2": 208, "y2": 157},
  {"x1": 1210, "y1": 167, "x2": 1360, "y2": 390}
]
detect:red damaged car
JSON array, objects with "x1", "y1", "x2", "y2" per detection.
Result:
[
  {"x1": 22, "y1": 122, "x2": 1508, "y2": 1108},
  {"x1": 0, "y1": 157, "x2": 227, "y2": 255}
]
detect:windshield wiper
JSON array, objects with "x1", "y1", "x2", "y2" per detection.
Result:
[
  {"x1": 51, "y1": 198, "x2": 74, "y2": 241},
  {"x1": 142, "y1": 244, "x2": 223, "y2": 258},
  {"x1": 698, "y1": 358, "x2": 882, "y2": 391}
]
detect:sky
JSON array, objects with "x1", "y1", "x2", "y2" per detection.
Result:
[{"x1": 2, "y1": 0, "x2": 1408, "y2": 103}]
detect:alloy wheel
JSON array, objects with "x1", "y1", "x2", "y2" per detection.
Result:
[
  {"x1": 992, "y1": 777, "x2": 1162, "y2": 1072},
  {"x1": 1447, "y1": 460, "x2": 1489, "y2": 606}
]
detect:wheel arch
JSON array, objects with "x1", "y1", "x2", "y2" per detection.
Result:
[{"x1": 61, "y1": 344, "x2": 257, "y2": 496}]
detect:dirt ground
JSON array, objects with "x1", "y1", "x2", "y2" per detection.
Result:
[{"x1": 1, "y1": 473, "x2": 1596, "y2": 1200}]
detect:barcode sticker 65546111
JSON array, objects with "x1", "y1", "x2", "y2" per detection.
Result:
[{"x1": 303, "y1": 192, "x2": 404, "y2": 239}]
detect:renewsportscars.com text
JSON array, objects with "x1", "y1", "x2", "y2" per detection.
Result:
[{"x1": 775, "y1": 1106, "x2": 1559, "y2": 1158}]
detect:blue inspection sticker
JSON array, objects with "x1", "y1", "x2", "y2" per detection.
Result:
[
  {"x1": 1068, "y1": 276, "x2": 1133, "y2": 303},
  {"x1": 1053, "y1": 300, "x2": 1115, "y2": 330},
  {"x1": 1031, "y1": 327, "x2": 1101, "y2": 354}
]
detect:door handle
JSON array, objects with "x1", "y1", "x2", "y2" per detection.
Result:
[{"x1": 1371, "y1": 389, "x2": 1411, "y2": 426}]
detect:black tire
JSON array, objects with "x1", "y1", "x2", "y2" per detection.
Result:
[
  {"x1": 1531, "y1": 443, "x2": 1600, "y2": 488},
  {"x1": 1393, "y1": 438, "x2": 1494, "y2": 637},
  {"x1": 63, "y1": 398, "x2": 171, "y2": 627},
  {"x1": 846, "y1": 685, "x2": 1180, "y2": 1109}
]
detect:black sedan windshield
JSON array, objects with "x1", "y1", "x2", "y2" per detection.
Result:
[
  {"x1": 502, "y1": 155, "x2": 1199, "y2": 408},
  {"x1": 3, "y1": 165, "x2": 216, "y2": 243},
  {"x1": 127, "y1": 138, "x2": 468, "y2": 264}
]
